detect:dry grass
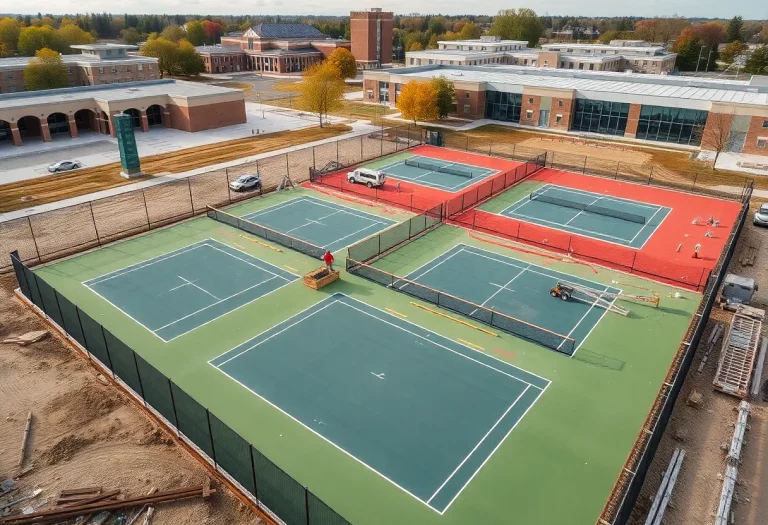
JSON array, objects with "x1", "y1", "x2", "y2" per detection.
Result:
[
  {"x1": 0, "y1": 125, "x2": 351, "y2": 213},
  {"x1": 213, "y1": 82, "x2": 254, "y2": 92},
  {"x1": 263, "y1": 97, "x2": 396, "y2": 124},
  {"x1": 271, "y1": 80, "x2": 360, "y2": 94}
]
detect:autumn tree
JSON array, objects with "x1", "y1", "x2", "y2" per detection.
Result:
[
  {"x1": 160, "y1": 24, "x2": 186, "y2": 43},
  {"x1": 326, "y1": 47, "x2": 357, "y2": 79},
  {"x1": 634, "y1": 18, "x2": 690, "y2": 43},
  {"x1": 23, "y1": 47, "x2": 68, "y2": 90},
  {"x1": 185, "y1": 21, "x2": 206, "y2": 46},
  {"x1": 489, "y1": 8, "x2": 543, "y2": 47},
  {"x1": 744, "y1": 45, "x2": 768, "y2": 75},
  {"x1": 0, "y1": 42, "x2": 10, "y2": 58},
  {"x1": 721, "y1": 41, "x2": 747, "y2": 64},
  {"x1": 409, "y1": 42, "x2": 424, "y2": 51},
  {"x1": 701, "y1": 112, "x2": 742, "y2": 168},
  {"x1": 120, "y1": 27, "x2": 142, "y2": 45},
  {"x1": 726, "y1": 16, "x2": 743, "y2": 43},
  {"x1": 18, "y1": 25, "x2": 60, "y2": 55},
  {"x1": 0, "y1": 17, "x2": 21, "y2": 53},
  {"x1": 141, "y1": 37, "x2": 178, "y2": 78},
  {"x1": 176, "y1": 40, "x2": 205, "y2": 77},
  {"x1": 58, "y1": 23, "x2": 94, "y2": 48},
  {"x1": 673, "y1": 24, "x2": 726, "y2": 71},
  {"x1": 297, "y1": 62, "x2": 345, "y2": 127},
  {"x1": 396, "y1": 80, "x2": 438, "y2": 124},
  {"x1": 203, "y1": 21, "x2": 223, "y2": 45},
  {"x1": 431, "y1": 76, "x2": 455, "y2": 119},
  {"x1": 459, "y1": 23, "x2": 481, "y2": 40}
]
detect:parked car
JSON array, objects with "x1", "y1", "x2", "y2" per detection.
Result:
[
  {"x1": 229, "y1": 174, "x2": 262, "y2": 192},
  {"x1": 47, "y1": 160, "x2": 82, "y2": 173},
  {"x1": 347, "y1": 168, "x2": 386, "y2": 188},
  {"x1": 754, "y1": 203, "x2": 768, "y2": 227}
]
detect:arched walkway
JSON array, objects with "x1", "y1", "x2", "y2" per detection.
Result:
[
  {"x1": 46, "y1": 112, "x2": 69, "y2": 137},
  {"x1": 0, "y1": 120, "x2": 11, "y2": 144},
  {"x1": 98, "y1": 111, "x2": 111, "y2": 135},
  {"x1": 74, "y1": 109, "x2": 99, "y2": 132},
  {"x1": 123, "y1": 108, "x2": 142, "y2": 128},
  {"x1": 17, "y1": 116, "x2": 42, "y2": 140},
  {"x1": 146, "y1": 105, "x2": 164, "y2": 127}
]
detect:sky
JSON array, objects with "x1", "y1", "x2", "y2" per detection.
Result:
[{"x1": 5, "y1": 0, "x2": 766, "y2": 20}]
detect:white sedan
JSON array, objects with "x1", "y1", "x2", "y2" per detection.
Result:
[
  {"x1": 47, "y1": 160, "x2": 82, "y2": 173},
  {"x1": 229, "y1": 174, "x2": 262, "y2": 192}
]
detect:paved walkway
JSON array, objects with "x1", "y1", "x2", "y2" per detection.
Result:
[{"x1": 0, "y1": 121, "x2": 378, "y2": 222}]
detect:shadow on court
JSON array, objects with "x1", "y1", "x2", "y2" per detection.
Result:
[{"x1": 573, "y1": 349, "x2": 626, "y2": 372}]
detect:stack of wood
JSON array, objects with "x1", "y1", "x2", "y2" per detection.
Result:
[{"x1": 0, "y1": 481, "x2": 214, "y2": 525}]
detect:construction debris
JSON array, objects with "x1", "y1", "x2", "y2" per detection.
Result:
[
  {"x1": 17, "y1": 412, "x2": 33, "y2": 471},
  {"x1": 698, "y1": 324, "x2": 724, "y2": 373},
  {"x1": 1, "y1": 331, "x2": 48, "y2": 346},
  {"x1": 644, "y1": 447, "x2": 685, "y2": 525},
  {"x1": 713, "y1": 306, "x2": 763, "y2": 398},
  {"x1": 750, "y1": 337, "x2": 767, "y2": 399},
  {"x1": 739, "y1": 242, "x2": 759, "y2": 267},
  {"x1": 686, "y1": 390, "x2": 704, "y2": 408},
  {"x1": 714, "y1": 401, "x2": 750, "y2": 525},
  {"x1": 0, "y1": 481, "x2": 214, "y2": 525}
]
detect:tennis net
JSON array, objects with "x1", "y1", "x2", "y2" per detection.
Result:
[
  {"x1": 404, "y1": 158, "x2": 474, "y2": 178},
  {"x1": 530, "y1": 190, "x2": 646, "y2": 224}
]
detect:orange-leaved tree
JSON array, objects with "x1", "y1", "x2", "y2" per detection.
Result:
[{"x1": 396, "y1": 80, "x2": 438, "y2": 124}]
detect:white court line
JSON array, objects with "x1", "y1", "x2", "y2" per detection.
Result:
[
  {"x1": 569, "y1": 289, "x2": 620, "y2": 358},
  {"x1": 557, "y1": 286, "x2": 609, "y2": 352},
  {"x1": 203, "y1": 243, "x2": 293, "y2": 280},
  {"x1": 637, "y1": 207, "x2": 672, "y2": 251},
  {"x1": 154, "y1": 276, "x2": 278, "y2": 332},
  {"x1": 628, "y1": 206, "x2": 664, "y2": 245},
  {"x1": 325, "y1": 222, "x2": 386, "y2": 250},
  {"x1": 537, "y1": 183, "x2": 661, "y2": 210},
  {"x1": 399, "y1": 247, "x2": 466, "y2": 290},
  {"x1": 84, "y1": 241, "x2": 208, "y2": 286},
  {"x1": 85, "y1": 286, "x2": 167, "y2": 343},
  {"x1": 427, "y1": 385, "x2": 531, "y2": 505},
  {"x1": 243, "y1": 197, "x2": 309, "y2": 219},
  {"x1": 469, "y1": 265, "x2": 530, "y2": 316},
  {"x1": 508, "y1": 211, "x2": 632, "y2": 242},
  {"x1": 286, "y1": 221, "x2": 316, "y2": 233},
  {"x1": 176, "y1": 276, "x2": 220, "y2": 301},
  {"x1": 564, "y1": 195, "x2": 604, "y2": 226},
  {"x1": 439, "y1": 382, "x2": 549, "y2": 514}
]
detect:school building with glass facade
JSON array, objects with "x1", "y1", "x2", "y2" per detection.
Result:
[{"x1": 363, "y1": 65, "x2": 768, "y2": 157}]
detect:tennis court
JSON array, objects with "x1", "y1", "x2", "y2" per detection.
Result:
[
  {"x1": 400, "y1": 244, "x2": 621, "y2": 355},
  {"x1": 378, "y1": 155, "x2": 497, "y2": 192},
  {"x1": 84, "y1": 239, "x2": 298, "y2": 342},
  {"x1": 210, "y1": 293, "x2": 548, "y2": 514},
  {"x1": 241, "y1": 196, "x2": 396, "y2": 253},
  {"x1": 498, "y1": 184, "x2": 671, "y2": 248}
]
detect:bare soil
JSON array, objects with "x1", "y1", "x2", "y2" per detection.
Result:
[
  {"x1": 0, "y1": 125, "x2": 350, "y2": 213},
  {"x1": 628, "y1": 218, "x2": 768, "y2": 525},
  {"x1": 0, "y1": 274, "x2": 264, "y2": 524}
]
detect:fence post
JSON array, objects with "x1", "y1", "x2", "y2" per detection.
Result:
[
  {"x1": 141, "y1": 189, "x2": 152, "y2": 229},
  {"x1": 615, "y1": 162, "x2": 620, "y2": 179},
  {"x1": 168, "y1": 379, "x2": 180, "y2": 436},
  {"x1": 206, "y1": 409, "x2": 217, "y2": 467},
  {"x1": 248, "y1": 446, "x2": 259, "y2": 499},
  {"x1": 225, "y1": 170, "x2": 233, "y2": 205},
  {"x1": 691, "y1": 173, "x2": 698, "y2": 192},
  {"x1": 88, "y1": 202, "x2": 101, "y2": 246},
  {"x1": 132, "y1": 351, "x2": 147, "y2": 405},
  {"x1": 582, "y1": 156, "x2": 587, "y2": 174},
  {"x1": 187, "y1": 178, "x2": 194, "y2": 215},
  {"x1": 305, "y1": 489, "x2": 310, "y2": 525},
  {"x1": 285, "y1": 153, "x2": 290, "y2": 177},
  {"x1": 648, "y1": 166, "x2": 654, "y2": 185},
  {"x1": 312, "y1": 146, "x2": 316, "y2": 170},
  {"x1": 358, "y1": 135, "x2": 362, "y2": 162},
  {"x1": 74, "y1": 307, "x2": 92, "y2": 362},
  {"x1": 465, "y1": 136, "x2": 469, "y2": 152},
  {"x1": 488, "y1": 141, "x2": 492, "y2": 157},
  {"x1": 26, "y1": 216, "x2": 42, "y2": 264},
  {"x1": 100, "y1": 326, "x2": 116, "y2": 378}
]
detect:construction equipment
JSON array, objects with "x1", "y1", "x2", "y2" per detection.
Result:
[{"x1": 550, "y1": 281, "x2": 660, "y2": 316}]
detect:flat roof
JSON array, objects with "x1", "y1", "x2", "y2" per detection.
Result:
[
  {"x1": 542, "y1": 43, "x2": 667, "y2": 53},
  {"x1": 439, "y1": 39, "x2": 528, "y2": 46},
  {"x1": 0, "y1": 53, "x2": 157, "y2": 70},
  {"x1": 195, "y1": 45, "x2": 244, "y2": 54},
  {"x1": 378, "y1": 65, "x2": 768, "y2": 107},
  {"x1": 0, "y1": 79, "x2": 240, "y2": 111},
  {"x1": 70, "y1": 44, "x2": 138, "y2": 50}
]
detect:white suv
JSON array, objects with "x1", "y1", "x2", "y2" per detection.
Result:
[{"x1": 347, "y1": 168, "x2": 386, "y2": 188}]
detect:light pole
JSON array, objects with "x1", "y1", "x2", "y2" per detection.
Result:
[
  {"x1": 694, "y1": 45, "x2": 705, "y2": 74},
  {"x1": 704, "y1": 48, "x2": 713, "y2": 73}
]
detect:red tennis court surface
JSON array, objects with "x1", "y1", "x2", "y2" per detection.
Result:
[
  {"x1": 453, "y1": 168, "x2": 742, "y2": 291},
  {"x1": 304, "y1": 145, "x2": 533, "y2": 213}
]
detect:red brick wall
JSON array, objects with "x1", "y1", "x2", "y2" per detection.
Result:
[
  {"x1": 168, "y1": 100, "x2": 246, "y2": 133},
  {"x1": 363, "y1": 79, "x2": 379, "y2": 102},
  {"x1": 452, "y1": 89, "x2": 486, "y2": 119},
  {"x1": 741, "y1": 116, "x2": 768, "y2": 156},
  {"x1": 701, "y1": 113, "x2": 734, "y2": 152},
  {"x1": 549, "y1": 96, "x2": 574, "y2": 130},
  {"x1": 624, "y1": 104, "x2": 642, "y2": 138},
  {"x1": 520, "y1": 95, "x2": 541, "y2": 127},
  {"x1": 350, "y1": 11, "x2": 393, "y2": 65}
]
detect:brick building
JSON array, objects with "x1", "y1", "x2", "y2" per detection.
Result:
[
  {"x1": 0, "y1": 44, "x2": 159, "y2": 94},
  {"x1": 350, "y1": 9, "x2": 393, "y2": 69},
  {"x1": 406, "y1": 37, "x2": 676, "y2": 75},
  {"x1": 196, "y1": 24, "x2": 351, "y2": 75},
  {"x1": 0, "y1": 79, "x2": 246, "y2": 147},
  {"x1": 363, "y1": 65, "x2": 768, "y2": 157}
]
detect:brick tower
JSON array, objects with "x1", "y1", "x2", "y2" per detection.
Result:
[{"x1": 350, "y1": 8, "x2": 393, "y2": 69}]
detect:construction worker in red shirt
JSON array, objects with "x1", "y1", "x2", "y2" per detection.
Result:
[{"x1": 323, "y1": 250, "x2": 335, "y2": 271}]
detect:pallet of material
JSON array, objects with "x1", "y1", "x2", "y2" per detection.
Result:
[
  {"x1": 739, "y1": 242, "x2": 759, "y2": 266},
  {"x1": 713, "y1": 306, "x2": 764, "y2": 398},
  {"x1": 303, "y1": 267, "x2": 340, "y2": 290}
]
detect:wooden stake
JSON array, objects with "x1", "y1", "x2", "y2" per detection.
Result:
[{"x1": 18, "y1": 411, "x2": 32, "y2": 470}]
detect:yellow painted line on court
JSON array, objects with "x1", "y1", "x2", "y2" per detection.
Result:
[
  {"x1": 457, "y1": 338, "x2": 485, "y2": 351},
  {"x1": 283, "y1": 265, "x2": 298, "y2": 273},
  {"x1": 385, "y1": 308, "x2": 407, "y2": 318},
  {"x1": 409, "y1": 302, "x2": 498, "y2": 337},
  {"x1": 239, "y1": 234, "x2": 282, "y2": 252},
  {"x1": 232, "y1": 243, "x2": 247, "y2": 251}
]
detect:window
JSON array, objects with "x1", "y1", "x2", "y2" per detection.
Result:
[
  {"x1": 763, "y1": 120, "x2": 768, "y2": 128},
  {"x1": 137, "y1": 64, "x2": 143, "y2": 71},
  {"x1": 568, "y1": 63, "x2": 574, "y2": 69},
  {"x1": 558, "y1": 100, "x2": 564, "y2": 107},
  {"x1": 571, "y1": 99, "x2": 630, "y2": 136},
  {"x1": 578, "y1": 63, "x2": 584, "y2": 70},
  {"x1": 484, "y1": 91, "x2": 523, "y2": 122},
  {"x1": 523, "y1": 59, "x2": 528, "y2": 65},
  {"x1": 464, "y1": 104, "x2": 471, "y2": 114},
  {"x1": 465, "y1": 93, "x2": 470, "y2": 98},
  {"x1": 98, "y1": 67, "x2": 104, "y2": 74},
  {"x1": 526, "y1": 110, "x2": 533, "y2": 119},
  {"x1": 528, "y1": 97, "x2": 534, "y2": 104},
  {"x1": 148, "y1": 65, "x2": 153, "y2": 70},
  {"x1": 589, "y1": 64, "x2": 594, "y2": 70},
  {"x1": 560, "y1": 61, "x2": 565, "y2": 68},
  {"x1": 112, "y1": 67, "x2": 117, "y2": 74},
  {"x1": 636, "y1": 105, "x2": 709, "y2": 146},
  {"x1": 643, "y1": 61, "x2": 648, "y2": 66},
  {"x1": 555, "y1": 114, "x2": 563, "y2": 124},
  {"x1": 8, "y1": 72, "x2": 13, "y2": 79},
  {"x1": 757, "y1": 139, "x2": 767, "y2": 148}
]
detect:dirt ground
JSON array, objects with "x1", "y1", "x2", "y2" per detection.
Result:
[
  {"x1": 628, "y1": 214, "x2": 768, "y2": 525},
  {"x1": 0, "y1": 125, "x2": 350, "y2": 213},
  {"x1": 0, "y1": 274, "x2": 265, "y2": 524},
  {"x1": 517, "y1": 136, "x2": 653, "y2": 165}
]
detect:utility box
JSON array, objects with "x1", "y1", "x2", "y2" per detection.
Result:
[{"x1": 720, "y1": 273, "x2": 758, "y2": 307}]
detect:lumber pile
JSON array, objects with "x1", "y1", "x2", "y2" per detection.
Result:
[
  {"x1": 0, "y1": 481, "x2": 214, "y2": 525},
  {"x1": 739, "y1": 242, "x2": 759, "y2": 267},
  {"x1": 713, "y1": 306, "x2": 763, "y2": 398}
]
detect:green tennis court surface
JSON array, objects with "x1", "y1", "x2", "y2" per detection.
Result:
[
  {"x1": 84, "y1": 239, "x2": 298, "y2": 342},
  {"x1": 377, "y1": 155, "x2": 497, "y2": 192},
  {"x1": 400, "y1": 243, "x2": 620, "y2": 355},
  {"x1": 210, "y1": 293, "x2": 548, "y2": 513},
  {"x1": 242, "y1": 196, "x2": 395, "y2": 253},
  {"x1": 499, "y1": 184, "x2": 671, "y2": 248}
]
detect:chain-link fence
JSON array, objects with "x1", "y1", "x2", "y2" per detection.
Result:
[
  {"x1": 0, "y1": 124, "x2": 422, "y2": 274},
  {"x1": 10, "y1": 251, "x2": 353, "y2": 525}
]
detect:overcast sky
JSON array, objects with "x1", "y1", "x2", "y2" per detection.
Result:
[{"x1": 7, "y1": 0, "x2": 765, "y2": 20}]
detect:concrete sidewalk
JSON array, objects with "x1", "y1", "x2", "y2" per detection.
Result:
[{"x1": 0, "y1": 121, "x2": 378, "y2": 222}]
